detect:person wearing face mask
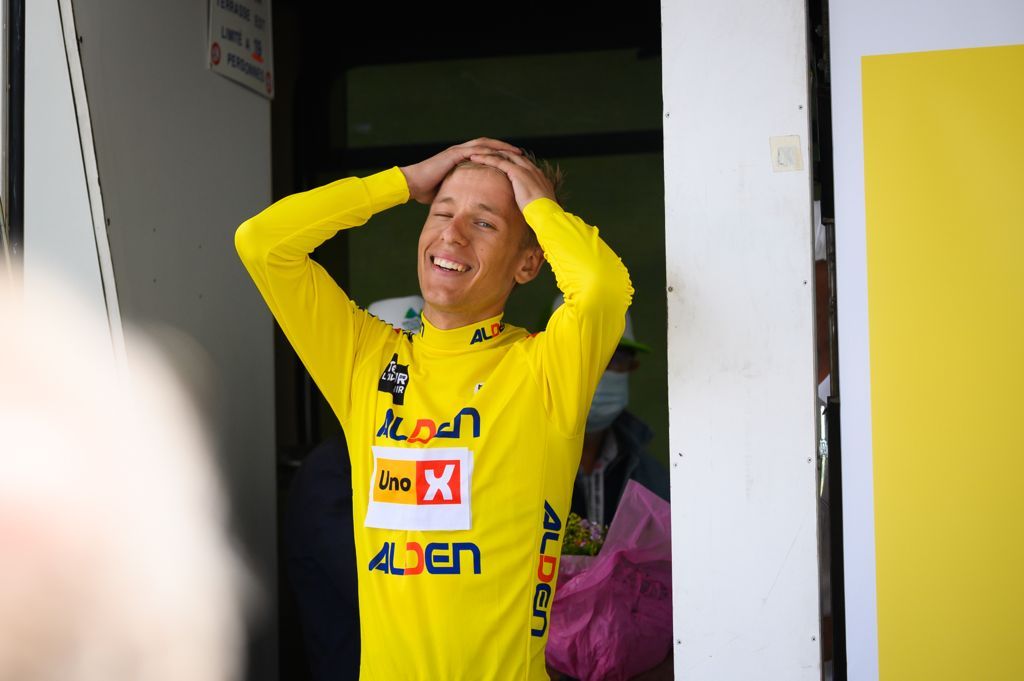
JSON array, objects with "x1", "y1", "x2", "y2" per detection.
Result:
[{"x1": 552, "y1": 296, "x2": 670, "y2": 527}]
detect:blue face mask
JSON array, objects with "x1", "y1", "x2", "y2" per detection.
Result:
[{"x1": 585, "y1": 371, "x2": 629, "y2": 433}]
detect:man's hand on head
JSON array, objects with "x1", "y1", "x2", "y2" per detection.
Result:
[
  {"x1": 399, "y1": 138, "x2": 523, "y2": 205},
  {"x1": 466, "y1": 151, "x2": 557, "y2": 211}
]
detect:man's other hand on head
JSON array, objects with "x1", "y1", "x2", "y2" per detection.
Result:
[{"x1": 400, "y1": 138, "x2": 523, "y2": 205}]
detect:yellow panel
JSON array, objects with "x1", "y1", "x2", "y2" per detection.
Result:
[{"x1": 863, "y1": 44, "x2": 1024, "y2": 681}]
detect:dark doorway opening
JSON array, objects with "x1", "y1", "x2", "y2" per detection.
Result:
[{"x1": 269, "y1": 4, "x2": 667, "y2": 680}]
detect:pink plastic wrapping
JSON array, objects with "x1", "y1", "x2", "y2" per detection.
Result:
[{"x1": 546, "y1": 481, "x2": 673, "y2": 680}]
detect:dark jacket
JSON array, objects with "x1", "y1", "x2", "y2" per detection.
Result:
[{"x1": 570, "y1": 410, "x2": 670, "y2": 527}]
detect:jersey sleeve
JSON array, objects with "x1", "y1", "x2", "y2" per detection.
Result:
[
  {"x1": 234, "y1": 167, "x2": 410, "y2": 420},
  {"x1": 523, "y1": 198, "x2": 634, "y2": 437}
]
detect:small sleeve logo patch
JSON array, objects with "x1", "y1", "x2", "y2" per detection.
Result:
[{"x1": 377, "y1": 353, "x2": 409, "y2": 405}]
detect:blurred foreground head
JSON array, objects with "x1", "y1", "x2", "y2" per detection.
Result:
[{"x1": 0, "y1": 272, "x2": 247, "y2": 681}]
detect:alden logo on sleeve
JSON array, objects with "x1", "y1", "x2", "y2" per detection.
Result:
[{"x1": 365, "y1": 447, "x2": 473, "y2": 531}]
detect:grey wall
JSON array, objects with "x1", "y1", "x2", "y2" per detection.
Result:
[{"x1": 72, "y1": 1, "x2": 276, "y2": 679}]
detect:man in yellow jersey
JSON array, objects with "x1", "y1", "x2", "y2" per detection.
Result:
[{"x1": 236, "y1": 138, "x2": 633, "y2": 680}]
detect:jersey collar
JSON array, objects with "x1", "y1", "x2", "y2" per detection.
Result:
[{"x1": 417, "y1": 311, "x2": 508, "y2": 351}]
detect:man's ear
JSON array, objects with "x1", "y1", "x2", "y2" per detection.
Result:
[{"x1": 514, "y1": 245, "x2": 545, "y2": 285}]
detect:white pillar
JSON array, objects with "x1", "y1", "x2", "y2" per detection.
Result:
[{"x1": 662, "y1": 1, "x2": 821, "y2": 678}]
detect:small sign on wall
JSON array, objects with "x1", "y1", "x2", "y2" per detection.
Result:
[{"x1": 208, "y1": 0, "x2": 274, "y2": 99}]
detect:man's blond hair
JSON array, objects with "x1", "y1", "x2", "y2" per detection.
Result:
[{"x1": 447, "y1": 149, "x2": 565, "y2": 251}]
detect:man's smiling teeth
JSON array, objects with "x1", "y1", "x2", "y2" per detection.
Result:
[{"x1": 433, "y1": 256, "x2": 468, "y2": 272}]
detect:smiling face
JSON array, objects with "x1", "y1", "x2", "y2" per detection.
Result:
[{"x1": 417, "y1": 166, "x2": 543, "y2": 329}]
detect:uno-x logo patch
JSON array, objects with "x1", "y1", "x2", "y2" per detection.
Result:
[
  {"x1": 365, "y1": 447, "x2": 473, "y2": 531},
  {"x1": 377, "y1": 353, "x2": 409, "y2": 405},
  {"x1": 374, "y1": 459, "x2": 461, "y2": 505}
]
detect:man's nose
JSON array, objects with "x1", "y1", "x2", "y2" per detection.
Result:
[{"x1": 440, "y1": 215, "x2": 469, "y2": 245}]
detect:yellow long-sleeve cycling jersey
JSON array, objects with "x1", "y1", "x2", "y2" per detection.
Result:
[{"x1": 235, "y1": 167, "x2": 633, "y2": 680}]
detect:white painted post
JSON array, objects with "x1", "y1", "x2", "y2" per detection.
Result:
[
  {"x1": 662, "y1": 1, "x2": 821, "y2": 678},
  {"x1": 23, "y1": 0, "x2": 112, "y2": 332}
]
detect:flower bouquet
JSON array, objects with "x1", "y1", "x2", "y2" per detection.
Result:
[
  {"x1": 547, "y1": 481, "x2": 673, "y2": 681},
  {"x1": 563, "y1": 513, "x2": 607, "y2": 557}
]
